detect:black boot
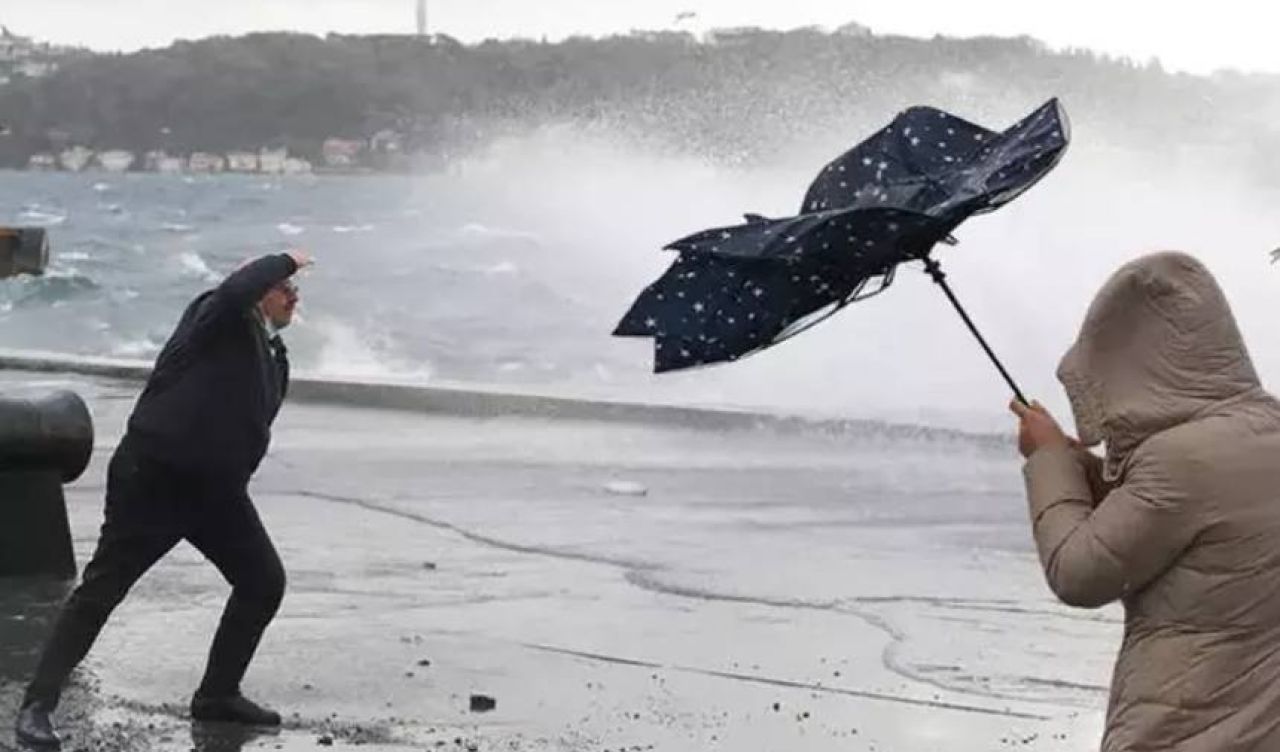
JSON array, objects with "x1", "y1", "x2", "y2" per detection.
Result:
[
  {"x1": 15, "y1": 701, "x2": 61, "y2": 747},
  {"x1": 189, "y1": 694, "x2": 281, "y2": 726}
]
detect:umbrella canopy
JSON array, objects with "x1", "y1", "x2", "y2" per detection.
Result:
[{"x1": 615, "y1": 99, "x2": 1070, "y2": 388}]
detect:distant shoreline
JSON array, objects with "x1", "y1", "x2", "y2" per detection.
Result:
[
  {"x1": 5, "y1": 26, "x2": 1271, "y2": 174},
  {"x1": 0, "y1": 166, "x2": 408, "y2": 178}
]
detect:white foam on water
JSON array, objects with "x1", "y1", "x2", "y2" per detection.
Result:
[
  {"x1": 176, "y1": 250, "x2": 220, "y2": 283},
  {"x1": 111, "y1": 337, "x2": 162, "y2": 359},
  {"x1": 456, "y1": 222, "x2": 541, "y2": 244},
  {"x1": 4, "y1": 115, "x2": 1280, "y2": 431},
  {"x1": 400, "y1": 123, "x2": 1280, "y2": 428},
  {"x1": 483, "y1": 261, "x2": 518, "y2": 275},
  {"x1": 18, "y1": 205, "x2": 67, "y2": 226},
  {"x1": 309, "y1": 316, "x2": 433, "y2": 381},
  {"x1": 603, "y1": 480, "x2": 649, "y2": 497}
]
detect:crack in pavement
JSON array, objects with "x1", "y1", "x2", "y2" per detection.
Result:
[
  {"x1": 522, "y1": 643, "x2": 1052, "y2": 721},
  {"x1": 291, "y1": 488, "x2": 1089, "y2": 717}
]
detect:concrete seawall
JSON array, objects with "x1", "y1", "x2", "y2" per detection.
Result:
[{"x1": 0, "y1": 348, "x2": 1008, "y2": 447}]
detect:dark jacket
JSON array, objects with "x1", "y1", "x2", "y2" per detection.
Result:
[{"x1": 127, "y1": 254, "x2": 297, "y2": 484}]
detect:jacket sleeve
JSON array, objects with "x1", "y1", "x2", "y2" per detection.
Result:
[
  {"x1": 1077, "y1": 448, "x2": 1108, "y2": 505},
  {"x1": 1022, "y1": 444, "x2": 1197, "y2": 608},
  {"x1": 187, "y1": 253, "x2": 298, "y2": 338}
]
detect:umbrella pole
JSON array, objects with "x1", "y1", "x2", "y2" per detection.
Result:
[{"x1": 922, "y1": 257, "x2": 1029, "y2": 405}]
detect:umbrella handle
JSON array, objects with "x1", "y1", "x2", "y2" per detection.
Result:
[{"x1": 921, "y1": 257, "x2": 1029, "y2": 406}]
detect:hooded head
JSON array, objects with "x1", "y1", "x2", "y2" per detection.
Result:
[{"x1": 1057, "y1": 252, "x2": 1259, "y2": 475}]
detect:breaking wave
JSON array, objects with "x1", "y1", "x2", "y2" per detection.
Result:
[{"x1": 2, "y1": 117, "x2": 1279, "y2": 429}]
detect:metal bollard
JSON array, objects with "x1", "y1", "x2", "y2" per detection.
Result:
[
  {"x1": 0, "y1": 390, "x2": 94, "y2": 579},
  {"x1": 0, "y1": 227, "x2": 50, "y2": 278}
]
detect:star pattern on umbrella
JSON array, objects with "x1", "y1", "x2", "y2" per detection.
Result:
[{"x1": 615, "y1": 99, "x2": 1070, "y2": 374}]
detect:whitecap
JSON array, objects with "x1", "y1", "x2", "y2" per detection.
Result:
[
  {"x1": 19, "y1": 208, "x2": 67, "y2": 226},
  {"x1": 111, "y1": 338, "x2": 162, "y2": 359},
  {"x1": 332, "y1": 224, "x2": 376, "y2": 234},
  {"x1": 40, "y1": 266, "x2": 86, "y2": 280},
  {"x1": 310, "y1": 318, "x2": 431, "y2": 381},
  {"x1": 483, "y1": 261, "x2": 519, "y2": 275},
  {"x1": 603, "y1": 481, "x2": 649, "y2": 497},
  {"x1": 177, "y1": 251, "x2": 220, "y2": 282},
  {"x1": 457, "y1": 223, "x2": 540, "y2": 243},
  {"x1": 277, "y1": 223, "x2": 305, "y2": 236}
]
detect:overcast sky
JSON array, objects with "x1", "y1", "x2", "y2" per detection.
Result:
[{"x1": 4, "y1": 1, "x2": 1278, "y2": 75}]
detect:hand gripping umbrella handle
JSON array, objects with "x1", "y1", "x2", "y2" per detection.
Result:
[{"x1": 921, "y1": 257, "x2": 1029, "y2": 406}]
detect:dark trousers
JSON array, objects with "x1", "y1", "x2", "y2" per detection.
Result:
[{"x1": 23, "y1": 437, "x2": 285, "y2": 709}]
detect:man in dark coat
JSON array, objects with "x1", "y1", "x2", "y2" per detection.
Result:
[{"x1": 15, "y1": 250, "x2": 311, "y2": 747}]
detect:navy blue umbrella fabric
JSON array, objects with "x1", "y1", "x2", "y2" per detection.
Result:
[{"x1": 615, "y1": 98, "x2": 1070, "y2": 373}]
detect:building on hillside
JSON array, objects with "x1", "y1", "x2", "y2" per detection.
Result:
[
  {"x1": 835, "y1": 21, "x2": 874, "y2": 38},
  {"x1": 96, "y1": 150, "x2": 136, "y2": 173},
  {"x1": 257, "y1": 148, "x2": 288, "y2": 174},
  {"x1": 226, "y1": 151, "x2": 258, "y2": 173},
  {"x1": 628, "y1": 30, "x2": 696, "y2": 45},
  {"x1": 322, "y1": 138, "x2": 364, "y2": 169},
  {"x1": 283, "y1": 157, "x2": 313, "y2": 175},
  {"x1": 0, "y1": 26, "x2": 36, "y2": 62},
  {"x1": 58, "y1": 146, "x2": 94, "y2": 172},
  {"x1": 0, "y1": 27, "x2": 62, "y2": 79},
  {"x1": 27, "y1": 153, "x2": 57, "y2": 171},
  {"x1": 370, "y1": 129, "x2": 405, "y2": 156},
  {"x1": 155, "y1": 155, "x2": 186, "y2": 174},
  {"x1": 142, "y1": 150, "x2": 167, "y2": 172},
  {"x1": 703, "y1": 26, "x2": 766, "y2": 46},
  {"x1": 187, "y1": 152, "x2": 227, "y2": 173}
]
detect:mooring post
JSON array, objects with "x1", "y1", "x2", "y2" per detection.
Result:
[{"x1": 0, "y1": 390, "x2": 94, "y2": 580}]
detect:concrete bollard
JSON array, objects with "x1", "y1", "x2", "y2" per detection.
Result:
[
  {"x1": 0, "y1": 227, "x2": 50, "y2": 278},
  {"x1": 0, "y1": 390, "x2": 94, "y2": 579}
]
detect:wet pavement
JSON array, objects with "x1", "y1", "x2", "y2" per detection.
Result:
[{"x1": 1, "y1": 373, "x2": 1114, "y2": 751}]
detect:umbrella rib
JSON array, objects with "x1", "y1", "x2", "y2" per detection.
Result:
[
  {"x1": 770, "y1": 268, "x2": 893, "y2": 347},
  {"x1": 921, "y1": 257, "x2": 1028, "y2": 405}
]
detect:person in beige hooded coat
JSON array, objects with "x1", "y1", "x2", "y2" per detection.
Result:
[{"x1": 1012, "y1": 251, "x2": 1280, "y2": 751}]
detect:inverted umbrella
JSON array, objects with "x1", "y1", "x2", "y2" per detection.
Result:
[{"x1": 613, "y1": 98, "x2": 1070, "y2": 404}]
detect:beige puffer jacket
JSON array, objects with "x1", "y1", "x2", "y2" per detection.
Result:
[{"x1": 1022, "y1": 251, "x2": 1280, "y2": 751}]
